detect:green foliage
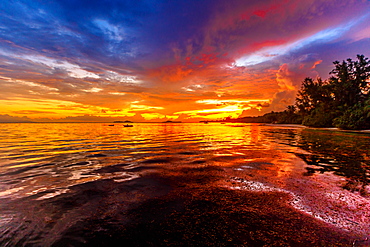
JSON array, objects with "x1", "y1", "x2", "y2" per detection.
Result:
[
  {"x1": 302, "y1": 104, "x2": 336, "y2": 127},
  {"x1": 333, "y1": 100, "x2": 370, "y2": 130},
  {"x1": 296, "y1": 77, "x2": 332, "y2": 115},
  {"x1": 275, "y1": 105, "x2": 303, "y2": 124}
]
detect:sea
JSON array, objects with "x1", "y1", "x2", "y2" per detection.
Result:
[{"x1": 0, "y1": 123, "x2": 369, "y2": 246}]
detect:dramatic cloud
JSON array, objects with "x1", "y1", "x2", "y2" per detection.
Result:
[{"x1": 0, "y1": 0, "x2": 369, "y2": 122}]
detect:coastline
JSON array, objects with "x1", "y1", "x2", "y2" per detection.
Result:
[
  {"x1": 264, "y1": 123, "x2": 370, "y2": 134},
  {"x1": 263, "y1": 123, "x2": 307, "y2": 128}
]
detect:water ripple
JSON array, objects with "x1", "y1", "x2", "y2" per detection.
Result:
[{"x1": 0, "y1": 123, "x2": 369, "y2": 246}]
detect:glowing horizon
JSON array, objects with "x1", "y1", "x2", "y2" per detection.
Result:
[{"x1": 0, "y1": 0, "x2": 369, "y2": 122}]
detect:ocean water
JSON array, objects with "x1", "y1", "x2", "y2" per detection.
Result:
[{"x1": 0, "y1": 123, "x2": 369, "y2": 246}]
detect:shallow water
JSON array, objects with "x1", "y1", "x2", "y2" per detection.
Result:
[{"x1": 0, "y1": 123, "x2": 369, "y2": 246}]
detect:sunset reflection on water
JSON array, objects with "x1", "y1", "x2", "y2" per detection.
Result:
[{"x1": 0, "y1": 123, "x2": 369, "y2": 246}]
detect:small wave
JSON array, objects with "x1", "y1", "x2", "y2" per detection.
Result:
[
  {"x1": 228, "y1": 177, "x2": 282, "y2": 192},
  {"x1": 36, "y1": 189, "x2": 70, "y2": 200}
]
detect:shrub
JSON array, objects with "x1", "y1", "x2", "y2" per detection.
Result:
[{"x1": 333, "y1": 102, "x2": 370, "y2": 130}]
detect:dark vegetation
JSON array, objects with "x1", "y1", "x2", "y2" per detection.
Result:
[{"x1": 232, "y1": 55, "x2": 370, "y2": 130}]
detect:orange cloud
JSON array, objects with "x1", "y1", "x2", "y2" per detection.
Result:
[
  {"x1": 148, "y1": 63, "x2": 193, "y2": 83},
  {"x1": 311, "y1": 60, "x2": 323, "y2": 69}
]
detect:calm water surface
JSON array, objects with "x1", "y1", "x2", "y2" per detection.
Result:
[{"x1": 0, "y1": 123, "x2": 369, "y2": 246}]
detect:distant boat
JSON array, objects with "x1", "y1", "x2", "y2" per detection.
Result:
[
  {"x1": 108, "y1": 124, "x2": 114, "y2": 126},
  {"x1": 123, "y1": 124, "x2": 133, "y2": 127}
]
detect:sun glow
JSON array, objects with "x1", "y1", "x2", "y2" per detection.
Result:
[
  {"x1": 175, "y1": 105, "x2": 244, "y2": 119},
  {"x1": 0, "y1": 97, "x2": 129, "y2": 119}
]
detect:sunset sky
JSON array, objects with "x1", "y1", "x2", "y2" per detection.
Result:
[{"x1": 1, "y1": 0, "x2": 369, "y2": 122}]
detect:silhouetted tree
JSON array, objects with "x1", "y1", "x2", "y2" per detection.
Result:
[
  {"x1": 236, "y1": 55, "x2": 370, "y2": 129},
  {"x1": 330, "y1": 54, "x2": 370, "y2": 108},
  {"x1": 295, "y1": 78, "x2": 332, "y2": 115},
  {"x1": 295, "y1": 77, "x2": 334, "y2": 127},
  {"x1": 293, "y1": 55, "x2": 370, "y2": 129},
  {"x1": 329, "y1": 55, "x2": 370, "y2": 129}
]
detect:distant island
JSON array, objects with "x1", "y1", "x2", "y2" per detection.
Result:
[
  {"x1": 113, "y1": 120, "x2": 133, "y2": 123},
  {"x1": 163, "y1": 120, "x2": 182, "y2": 123}
]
